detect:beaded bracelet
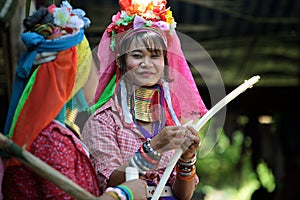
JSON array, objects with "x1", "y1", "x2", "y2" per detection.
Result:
[
  {"x1": 133, "y1": 152, "x2": 152, "y2": 172},
  {"x1": 139, "y1": 145, "x2": 160, "y2": 165},
  {"x1": 179, "y1": 153, "x2": 197, "y2": 165},
  {"x1": 106, "y1": 187, "x2": 126, "y2": 200},
  {"x1": 129, "y1": 139, "x2": 162, "y2": 175},
  {"x1": 177, "y1": 162, "x2": 195, "y2": 172},
  {"x1": 106, "y1": 191, "x2": 120, "y2": 200},
  {"x1": 115, "y1": 185, "x2": 134, "y2": 200},
  {"x1": 177, "y1": 153, "x2": 196, "y2": 169},
  {"x1": 135, "y1": 150, "x2": 154, "y2": 169},
  {"x1": 176, "y1": 153, "x2": 197, "y2": 181},
  {"x1": 176, "y1": 164, "x2": 194, "y2": 173},
  {"x1": 177, "y1": 158, "x2": 195, "y2": 167},
  {"x1": 143, "y1": 138, "x2": 161, "y2": 160},
  {"x1": 177, "y1": 165, "x2": 195, "y2": 175},
  {"x1": 176, "y1": 165, "x2": 196, "y2": 181}
]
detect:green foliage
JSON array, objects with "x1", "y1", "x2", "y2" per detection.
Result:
[
  {"x1": 256, "y1": 160, "x2": 276, "y2": 192},
  {"x1": 193, "y1": 126, "x2": 262, "y2": 200}
]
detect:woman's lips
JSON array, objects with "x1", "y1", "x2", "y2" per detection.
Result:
[{"x1": 137, "y1": 71, "x2": 155, "y2": 77}]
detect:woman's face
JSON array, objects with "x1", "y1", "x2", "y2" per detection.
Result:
[{"x1": 123, "y1": 39, "x2": 165, "y2": 86}]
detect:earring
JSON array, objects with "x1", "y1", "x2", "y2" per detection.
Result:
[
  {"x1": 160, "y1": 71, "x2": 165, "y2": 82},
  {"x1": 116, "y1": 54, "x2": 121, "y2": 68},
  {"x1": 116, "y1": 61, "x2": 120, "y2": 68}
]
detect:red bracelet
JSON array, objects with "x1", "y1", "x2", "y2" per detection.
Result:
[
  {"x1": 139, "y1": 145, "x2": 159, "y2": 165},
  {"x1": 176, "y1": 165, "x2": 196, "y2": 181}
]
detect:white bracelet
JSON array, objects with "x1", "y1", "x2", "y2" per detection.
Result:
[{"x1": 106, "y1": 187, "x2": 127, "y2": 200}]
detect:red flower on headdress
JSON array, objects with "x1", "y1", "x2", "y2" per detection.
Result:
[
  {"x1": 107, "y1": 11, "x2": 134, "y2": 36},
  {"x1": 48, "y1": 4, "x2": 56, "y2": 14},
  {"x1": 119, "y1": 0, "x2": 132, "y2": 10},
  {"x1": 107, "y1": 12, "x2": 122, "y2": 33},
  {"x1": 115, "y1": 22, "x2": 133, "y2": 34}
]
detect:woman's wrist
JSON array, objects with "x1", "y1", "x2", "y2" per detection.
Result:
[
  {"x1": 144, "y1": 138, "x2": 161, "y2": 159},
  {"x1": 129, "y1": 138, "x2": 162, "y2": 175},
  {"x1": 149, "y1": 138, "x2": 162, "y2": 154},
  {"x1": 176, "y1": 165, "x2": 196, "y2": 181},
  {"x1": 176, "y1": 153, "x2": 197, "y2": 181},
  {"x1": 181, "y1": 148, "x2": 198, "y2": 159},
  {"x1": 179, "y1": 153, "x2": 197, "y2": 163}
]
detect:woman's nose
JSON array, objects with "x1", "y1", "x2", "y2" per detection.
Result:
[{"x1": 140, "y1": 57, "x2": 151, "y2": 67}]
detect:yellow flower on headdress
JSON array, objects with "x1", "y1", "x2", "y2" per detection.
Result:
[{"x1": 165, "y1": 10, "x2": 174, "y2": 24}]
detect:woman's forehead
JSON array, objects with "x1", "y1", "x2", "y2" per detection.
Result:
[{"x1": 127, "y1": 37, "x2": 164, "y2": 51}]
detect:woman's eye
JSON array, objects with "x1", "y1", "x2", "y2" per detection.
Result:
[
  {"x1": 132, "y1": 54, "x2": 142, "y2": 58},
  {"x1": 152, "y1": 53, "x2": 161, "y2": 58}
]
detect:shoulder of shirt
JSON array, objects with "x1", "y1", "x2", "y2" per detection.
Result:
[
  {"x1": 93, "y1": 98, "x2": 116, "y2": 116},
  {"x1": 40, "y1": 121, "x2": 89, "y2": 156},
  {"x1": 40, "y1": 121, "x2": 77, "y2": 141},
  {"x1": 44, "y1": 121, "x2": 73, "y2": 136}
]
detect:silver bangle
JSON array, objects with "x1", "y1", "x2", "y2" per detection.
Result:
[{"x1": 129, "y1": 157, "x2": 147, "y2": 175}]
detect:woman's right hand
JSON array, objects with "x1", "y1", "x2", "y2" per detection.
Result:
[
  {"x1": 150, "y1": 126, "x2": 187, "y2": 153},
  {"x1": 121, "y1": 179, "x2": 147, "y2": 200},
  {"x1": 34, "y1": 52, "x2": 57, "y2": 65}
]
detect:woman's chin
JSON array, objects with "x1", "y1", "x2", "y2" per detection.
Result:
[{"x1": 135, "y1": 81, "x2": 157, "y2": 87}]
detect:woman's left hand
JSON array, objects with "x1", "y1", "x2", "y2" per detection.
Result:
[{"x1": 181, "y1": 126, "x2": 201, "y2": 160}]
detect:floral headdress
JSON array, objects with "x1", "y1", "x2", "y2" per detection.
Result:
[
  {"x1": 23, "y1": 1, "x2": 90, "y2": 39},
  {"x1": 107, "y1": 0, "x2": 176, "y2": 51},
  {"x1": 49, "y1": 1, "x2": 90, "y2": 30}
]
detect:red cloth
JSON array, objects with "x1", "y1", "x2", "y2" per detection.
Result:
[{"x1": 2, "y1": 121, "x2": 101, "y2": 199}]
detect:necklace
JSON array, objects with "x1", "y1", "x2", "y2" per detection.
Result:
[
  {"x1": 128, "y1": 84, "x2": 166, "y2": 138},
  {"x1": 64, "y1": 108, "x2": 82, "y2": 139}
]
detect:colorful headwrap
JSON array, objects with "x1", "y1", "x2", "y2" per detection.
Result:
[
  {"x1": 4, "y1": 1, "x2": 92, "y2": 164},
  {"x1": 90, "y1": 0, "x2": 207, "y2": 123}
]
